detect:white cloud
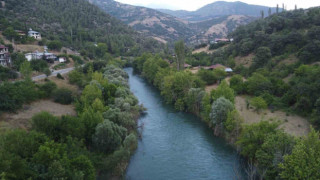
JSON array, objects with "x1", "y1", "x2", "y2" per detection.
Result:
[{"x1": 115, "y1": 0, "x2": 320, "y2": 11}]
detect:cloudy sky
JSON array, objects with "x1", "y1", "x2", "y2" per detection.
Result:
[{"x1": 115, "y1": 0, "x2": 320, "y2": 11}]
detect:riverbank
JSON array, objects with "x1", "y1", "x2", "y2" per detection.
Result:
[
  {"x1": 130, "y1": 54, "x2": 317, "y2": 179},
  {"x1": 124, "y1": 67, "x2": 245, "y2": 179}
]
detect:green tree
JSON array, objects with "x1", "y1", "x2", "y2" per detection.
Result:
[
  {"x1": 225, "y1": 110, "x2": 243, "y2": 138},
  {"x1": 230, "y1": 75, "x2": 245, "y2": 94},
  {"x1": 80, "y1": 84, "x2": 103, "y2": 107},
  {"x1": 174, "y1": 40, "x2": 185, "y2": 71},
  {"x1": 212, "y1": 80, "x2": 235, "y2": 103},
  {"x1": 197, "y1": 69, "x2": 217, "y2": 85},
  {"x1": 256, "y1": 131, "x2": 295, "y2": 179},
  {"x1": 20, "y1": 61, "x2": 32, "y2": 79},
  {"x1": 246, "y1": 73, "x2": 272, "y2": 96},
  {"x1": 213, "y1": 68, "x2": 227, "y2": 83},
  {"x1": 11, "y1": 53, "x2": 27, "y2": 70},
  {"x1": 47, "y1": 40, "x2": 63, "y2": 51},
  {"x1": 185, "y1": 88, "x2": 205, "y2": 115},
  {"x1": 252, "y1": 47, "x2": 272, "y2": 69},
  {"x1": 237, "y1": 121, "x2": 279, "y2": 160},
  {"x1": 93, "y1": 120, "x2": 127, "y2": 153},
  {"x1": 52, "y1": 88, "x2": 73, "y2": 105},
  {"x1": 279, "y1": 128, "x2": 320, "y2": 180},
  {"x1": 251, "y1": 97, "x2": 268, "y2": 112},
  {"x1": 209, "y1": 97, "x2": 234, "y2": 135}
]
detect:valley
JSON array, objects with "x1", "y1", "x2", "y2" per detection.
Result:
[{"x1": 0, "y1": 0, "x2": 320, "y2": 180}]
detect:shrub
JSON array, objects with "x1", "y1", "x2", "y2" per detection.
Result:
[
  {"x1": 251, "y1": 97, "x2": 268, "y2": 112},
  {"x1": 38, "y1": 81, "x2": 57, "y2": 98},
  {"x1": 92, "y1": 120, "x2": 127, "y2": 153},
  {"x1": 52, "y1": 88, "x2": 73, "y2": 105},
  {"x1": 56, "y1": 73, "x2": 64, "y2": 79}
]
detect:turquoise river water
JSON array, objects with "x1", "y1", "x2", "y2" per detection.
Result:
[{"x1": 125, "y1": 68, "x2": 245, "y2": 180}]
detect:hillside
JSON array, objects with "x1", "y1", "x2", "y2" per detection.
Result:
[
  {"x1": 1, "y1": 0, "x2": 163, "y2": 56},
  {"x1": 188, "y1": 15, "x2": 256, "y2": 44},
  {"x1": 159, "y1": 1, "x2": 279, "y2": 21},
  {"x1": 89, "y1": 0, "x2": 195, "y2": 44},
  {"x1": 192, "y1": 7, "x2": 320, "y2": 124},
  {"x1": 90, "y1": 0, "x2": 256, "y2": 45}
]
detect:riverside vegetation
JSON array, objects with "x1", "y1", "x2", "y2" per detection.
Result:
[
  {"x1": 132, "y1": 9, "x2": 320, "y2": 175},
  {"x1": 0, "y1": 60, "x2": 144, "y2": 179}
]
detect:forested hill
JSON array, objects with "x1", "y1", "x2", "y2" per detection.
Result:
[
  {"x1": 89, "y1": 0, "x2": 256, "y2": 45},
  {"x1": 1, "y1": 0, "x2": 163, "y2": 56},
  {"x1": 159, "y1": 1, "x2": 279, "y2": 21},
  {"x1": 202, "y1": 7, "x2": 320, "y2": 124},
  {"x1": 89, "y1": 0, "x2": 195, "y2": 44}
]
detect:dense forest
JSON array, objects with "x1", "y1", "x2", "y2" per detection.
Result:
[
  {"x1": 0, "y1": 0, "x2": 163, "y2": 56},
  {"x1": 0, "y1": 60, "x2": 143, "y2": 178}
]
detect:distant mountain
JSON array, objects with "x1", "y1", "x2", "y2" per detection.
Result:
[
  {"x1": 159, "y1": 1, "x2": 279, "y2": 21},
  {"x1": 90, "y1": 0, "x2": 195, "y2": 44},
  {"x1": 188, "y1": 15, "x2": 256, "y2": 44}
]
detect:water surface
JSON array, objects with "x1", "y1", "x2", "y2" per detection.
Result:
[{"x1": 125, "y1": 68, "x2": 244, "y2": 180}]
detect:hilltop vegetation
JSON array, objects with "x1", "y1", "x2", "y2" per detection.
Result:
[{"x1": 1, "y1": 0, "x2": 163, "y2": 56}]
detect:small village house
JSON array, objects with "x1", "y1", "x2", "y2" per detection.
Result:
[
  {"x1": 0, "y1": 45, "x2": 11, "y2": 67},
  {"x1": 59, "y1": 57, "x2": 67, "y2": 63},
  {"x1": 25, "y1": 50, "x2": 57, "y2": 62},
  {"x1": 28, "y1": 28, "x2": 41, "y2": 40}
]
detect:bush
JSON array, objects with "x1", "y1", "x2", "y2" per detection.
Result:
[
  {"x1": 38, "y1": 81, "x2": 57, "y2": 98},
  {"x1": 30, "y1": 60, "x2": 48, "y2": 72},
  {"x1": 251, "y1": 97, "x2": 268, "y2": 112},
  {"x1": 56, "y1": 73, "x2": 64, "y2": 79},
  {"x1": 197, "y1": 69, "x2": 217, "y2": 85},
  {"x1": 52, "y1": 88, "x2": 73, "y2": 105},
  {"x1": 47, "y1": 40, "x2": 62, "y2": 51}
]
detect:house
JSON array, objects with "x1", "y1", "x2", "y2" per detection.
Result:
[
  {"x1": 203, "y1": 64, "x2": 233, "y2": 72},
  {"x1": 28, "y1": 28, "x2": 41, "y2": 40},
  {"x1": 59, "y1": 57, "x2": 67, "y2": 63},
  {"x1": 204, "y1": 64, "x2": 226, "y2": 70},
  {"x1": 0, "y1": 45, "x2": 11, "y2": 67},
  {"x1": 25, "y1": 50, "x2": 57, "y2": 62}
]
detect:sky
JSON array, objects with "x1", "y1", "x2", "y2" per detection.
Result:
[{"x1": 115, "y1": 0, "x2": 320, "y2": 11}]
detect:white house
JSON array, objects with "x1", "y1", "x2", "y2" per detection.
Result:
[
  {"x1": 25, "y1": 50, "x2": 57, "y2": 62},
  {"x1": 28, "y1": 28, "x2": 41, "y2": 40},
  {"x1": 59, "y1": 57, "x2": 67, "y2": 63}
]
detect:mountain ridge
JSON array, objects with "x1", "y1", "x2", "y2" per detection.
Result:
[{"x1": 158, "y1": 1, "x2": 280, "y2": 21}]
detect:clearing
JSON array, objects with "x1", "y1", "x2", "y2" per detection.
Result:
[
  {"x1": 235, "y1": 96, "x2": 310, "y2": 137},
  {"x1": 0, "y1": 100, "x2": 76, "y2": 131}
]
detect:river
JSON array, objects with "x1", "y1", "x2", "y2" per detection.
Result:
[{"x1": 125, "y1": 68, "x2": 245, "y2": 180}]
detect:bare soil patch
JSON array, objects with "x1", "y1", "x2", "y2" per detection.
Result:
[
  {"x1": 0, "y1": 100, "x2": 76, "y2": 131},
  {"x1": 235, "y1": 96, "x2": 310, "y2": 137}
]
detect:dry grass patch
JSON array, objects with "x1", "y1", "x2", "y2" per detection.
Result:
[
  {"x1": 235, "y1": 54, "x2": 254, "y2": 67},
  {"x1": 0, "y1": 100, "x2": 76, "y2": 131},
  {"x1": 235, "y1": 96, "x2": 310, "y2": 137}
]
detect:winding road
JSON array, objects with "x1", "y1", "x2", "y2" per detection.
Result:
[{"x1": 32, "y1": 67, "x2": 75, "y2": 81}]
